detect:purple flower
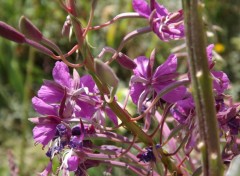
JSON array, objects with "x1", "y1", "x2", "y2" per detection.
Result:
[
  {"x1": 67, "y1": 156, "x2": 80, "y2": 171},
  {"x1": 34, "y1": 61, "x2": 117, "y2": 125},
  {"x1": 30, "y1": 89, "x2": 73, "y2": 147},
  {"x1": 217, "y1": 104, "x2": 240, "y2": 135},
  {"x1": 132, "y1": 0, "x2": 184, "y2": 41},
  {"x1": 170, "y1": 97, "x2": 195, "y2": 124},
  {"x1": 207, "y1": 44, "x2": 229, "y2": 94},
  {"x1": 29, "y1": 115, "x2": 61, "y2": 146},
  {"x1": 130, "y1": 53, "x2": 186, "y2": 111},
  {"x1": 75, "y1": 79, "x2": 118, "y2": 125},
  {"x1": 37, "y1": 61, "x2": 90, "y2": 110}
]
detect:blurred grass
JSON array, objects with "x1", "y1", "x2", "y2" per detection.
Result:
[{"x1": 0, "y1": 0, "x2": 239, "y2": 175}]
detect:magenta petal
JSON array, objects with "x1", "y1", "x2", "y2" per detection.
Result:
[
  {"x1": 154, "y1": 83, "x2": 186, "y2": 103},
  {"x1": 32, "y1": 97, "x2": 57, "y2": 115},
  {"x1": 133, "y1": 56, "x2": 149, "y2": 78},
  {"x1": 154, "y1": 1, "x2": 168, "y2": 17},
  {"x1": 67, "y1": 156, "x2": 79, "y2": 171},
  {"x1": 162, "y1": 85, "x2": 186, "y2": 103},
  {"x1": 80, "y1": 75, "x2": 96, "y2": 93},
  {"x1": 38, "y1": 80, "x2": 64, "y2": 103},
  {"x1": 130, "y1": 82, "x2": 146, "y2": 105},
  {"x1": 132, "y1": 0, "x2": 151, "y2": 18},
  {"x1": 171, "y1": 97, "x2": 194, "y2": 124},
  {"x1": 206, "y1": 44, "x2": 214, "y2": 65},
  {"x1": 75, "y1": 100, "x2": 96, "y2": 119},
  {"x1": 52, "y1": 61, "x2": 72, "y2": 88},
  {"x1": 153, "y1": 54, "x2": 177, "y2": 78},
  {"x1": 29, "y1": 116, "x2": 61, "y2": 124},
  {"x1": 105, "y1": 108, "x2": 118, "y2": 126},
  {"x1": 211, "y1": 71, "x2": 229, "y2": 94},
  {"x1": 33, "y1": 123, "x2": 57, "y2": 146}
]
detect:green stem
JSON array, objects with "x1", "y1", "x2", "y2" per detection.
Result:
[{"x1": 182, "y1": 0, "x2": 223, "y2": 175}]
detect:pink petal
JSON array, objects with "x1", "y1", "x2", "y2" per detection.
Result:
[
  {"x1": 38, "y1": 80, "x2": 64, "y2": 103},
  {"x1": 133, "y1": 56, "x2": 149, "y2": 78},
  {"x1": 32, "y1": 97, "x2": 57, "y2": 115},
  {"x1": 153, "y1": 54, "x2": 177, "y2": 78},
  {"x1": 154, "y1": 1, "x2": 168, "y2": 17},
  {"x1": 52, "y1": 61, "x2": 72, "y2": 88},
  {"x1": 132, "y1": 0, "x2": 151, "y2": 18},
  {"x1": 67, "y1": 156, "x2": 79, "y2": 171},
  {"x1": 33, "y1": 123, "x2": 57, "y2": 146}
]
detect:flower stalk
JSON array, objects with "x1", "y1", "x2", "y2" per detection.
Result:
[{"x1": 182, "y1": 0, "x2": 223, "y2": 175}]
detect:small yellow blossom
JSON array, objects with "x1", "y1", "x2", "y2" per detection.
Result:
[{"x1": 214, "y1": 43, "x2": 225, "y2": 53}]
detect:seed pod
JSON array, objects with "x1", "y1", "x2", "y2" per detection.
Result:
[
  {"x1": 116, "y1": 52, "x2": 137, "y2": 70},
  {"x1": 0, "y1": 21, "x2": 26, "y2": 43},
  {"x1": 94, "y1": 59, "x2": 119, "y2": 88},
  {"x1": 62, "y1": 15, "x2": 71, "y2": 37},
  {"x1": 19, "y1": 16, "x2": 43, "y2": 41}
]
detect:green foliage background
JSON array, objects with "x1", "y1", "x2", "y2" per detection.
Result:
[{"x1": 0, "y1": 0, "x2": 239, "y2": 175}]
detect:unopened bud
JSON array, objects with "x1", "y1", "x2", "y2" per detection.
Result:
[
  {"x1": 62, "y1": 15, "x2": 71, "y2": 37},
  {"x1": 0, "y1": 21, "x2": 26, "y2": 43},
  {"x1": 116, "y1": 53, "x2": 136, "y2": 70},
  {"x1": 94, "y1": 59, "x2": 119, "y2": 87},
  {"x1": 19, "y1": 16, "x2": 43, "y2": 41}
]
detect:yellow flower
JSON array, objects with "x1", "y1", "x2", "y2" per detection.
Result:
[{"x1": 214, "y1": 43, "x2": 225, "y2": 53}]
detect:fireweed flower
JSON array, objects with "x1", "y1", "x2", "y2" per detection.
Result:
[
  {"x1": 73, "y1": 78, "x2": 118, "y2": 126},
  {"x1": 29, "y1": 95, "x2": 73, "y2": 147},
  {"x1": 170, "y1": 96, "x2": 198, "y2": 153},
  {"x1": 132, "y1": 0, "x2": 184, "y2": 41},
  {"x1": 207, "y1": 44, "x2": 230, "y2": 95},
  {"x1": 36, "y1": 61, "x2": 90, "y2": 114},
  {"x1": 217, "y1": 104, "x2": 240, "y2": 162},
  {"x1": 35, "y1": 61, "x2": 117, "y2": 125},
  {"x1": 217, "y1": 104, "x2": 240, "y2": 136},
  {"x1": 130, "y1": 53, "x2": 186, "y2": 112},
  {"x1": 170, "y1": 96, "x2": 195, "y2": 125}
]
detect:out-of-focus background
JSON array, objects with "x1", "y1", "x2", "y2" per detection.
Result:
[{"x1": 0, "y1": 0, "x2": 239, "y2": 175}]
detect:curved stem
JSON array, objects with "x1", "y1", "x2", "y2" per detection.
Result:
[
  {"x1": 106, "y1": 27, "x2": 152, "y2": 65},
  {"x1": 158, "y1": 104, "x2": 173, "y2": 144},
  {"x1": 82, "y1": 0, "x2": 96, "y2": 38},
  {"x1": 53, "y1": 44, "x2": 79, "y2": 59},
  {"x1": 164, "y1": 133, "x2": 188, "y2": 156},
  {"x1": 149, "y1": 104, "x2": 173, "y2": 138},
  {"x1": 87, "y1": 12, "x2": 144, "y2": 31},
  {"x1": 42, "y1": 38, "x2": 84, "y2": 68}
]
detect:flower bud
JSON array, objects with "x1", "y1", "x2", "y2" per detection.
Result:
[
  {"x1": 62, "y1": 15, "x2": 71, "y2": 37},
  {"x1": 0, "y1": 21, "x2": 26, "y2": 43},
  {"x1": 94, "y1": 59, "x2": 119, "y2": 87},
  {"x1": 116, "y1": 52, "x2": 136, "y2": 70},
  {"x1": 19, "y1": 16, "x2": 43, "y2": 41}
]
